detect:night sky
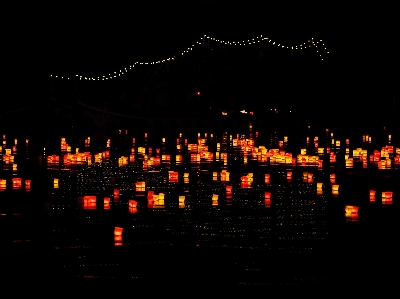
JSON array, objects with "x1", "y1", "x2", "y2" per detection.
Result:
[{"x1": 4, "y1": 1, "x2": 398, "y2": 118}]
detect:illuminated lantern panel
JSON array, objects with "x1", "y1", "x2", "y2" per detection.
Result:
[
  {"x1": 382, "y1": 192, "x2": 393, "y2": 205},
  {"x1": 332, "y1": 184, "x2": 339, "y2": 196},
  {"x1": 212, "y1": 194, "x2": 218, "y2": 206},
  {"x1": 83, "y1": 196, "x2": 96, "y2": 210},
  {"x1": 226, "y1": 185, "x2": 232, "y2": 199},
  {"x1": 265, "y1": 174, "x2": 270, "y2": 184},
  {"x1": 184, "y1": 173, "x2": 189, "y2": 184},
  {"x1": 154, "y1": 193, "x2": 165, "y2": 208},
  {"x1": 0, "y1": 179, "x2": 6, "y2": 191},
  {"x1": 136, "y1": 182, "x2": 145, "y2": 192},
  {"x1": 345, "y1": 205, "x2": 359, "y2": 221},
  {"x1": 330, "y1": 174, "x2": 336, "y2": 184},
  {"x1": 104, "y1": 197, "x2": 111, "y2": 210},
  {"x1": 12, "y1": 178, "x2": 22, "y2": 189},
  {"x1": 221, "y1": 171, "x2": 229, "y2": 182},
  {"x1": 287, "y1": 171, "x2": 292, "y2": 182},
  {"x1": 147, "y1": 191, "x2": 154, "y2": 208},
  {"x1": 264, "y1": 192, "x2": 271, "y2": 208},
  {"x1": 128, "y1": 200, "x2": 138, "y2": 213},
  {"x1": 114, "y1": 227, "x2": 123, "y2": 246},
  {"x1": 369, "y1": 190, "x2": 376, "y2": 202},
  {"x1": 179, "y1": 196, "x2": 185, "y2": 208},
  {"x1": 25, "y1": 179, "x2": 31, "y2": 191},
  {"x1": 317, "y1": 182, "x2": 323, "y2": 195},
  {"x1": 168, "y1": 172, "x2": 178, "y2": 183},
  {"x1": 113, "y1": 189, "x2": 120, "y2": 200},
  {"x1": 307, "y1": 173, "x2": 313, "y2": 183}
]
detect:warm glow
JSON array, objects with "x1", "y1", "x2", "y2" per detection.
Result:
[
  {"x1": 382, "y1": 191, "x2": 393, "y2": 205},
  {"x1": 332, "y1": 184, "x2": 339, "y2": 195},
  {"x1": 345, "y1": 205, "x2": 359, "y2": 220}
]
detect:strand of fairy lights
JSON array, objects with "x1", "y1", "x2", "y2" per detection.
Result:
[{"x1": 49, "y1": 35, "x2": 328, "y2": 81}]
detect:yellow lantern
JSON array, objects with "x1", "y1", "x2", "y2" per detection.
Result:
[
  {"x1": 212, "y1": 194, "x2": 218, "y2": 206},
  {"x1": 345, "y1": 205, "x2": 359, "y2": 221},
  {"x1": 332, "y1": 184, "x2": 339, "y2": 196},
  {"x1": 179, "y1": 196, "x2": 185, "y2": 208},
  {"x1": 53, "y1": 178, "x2": 59, "y2": 188}
]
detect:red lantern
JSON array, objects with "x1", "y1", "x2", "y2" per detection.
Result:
[
  {"x1": 369, "y1": 190, "x2": 376, "y2": 202},
  {"x1": 264, "y1": 192, "x2": 271, "y2": 208},
  {"x1": 25, "y1": 179, "x2": 31, "y2": 191},
  {"x1": 129, "y1": 200, "x2": 138, "y2": 213},
  {"x1": 104, "y1": 197, "x2": 111, "y2": 210},
  {"x1": 345, "y1": 205, "x2": 359, "y2": 221},
  {"x1": 382, "y1": 192, "x2": 393, "y2": 205},
  {"x1": 12, "y1": 178, "x2": 22, "y2": 189},
  {"x1": 168, "y1": 171, "x2": 179, "y2": 183},
  {"x1": 114, "y1": 227, "x2": 123, "y2": 246},
  {"x1": 265, "y1": 174, "x2": 270, "y2": 184},
  {"x1": 113, "y1": 189, "x2": 120, "y2": 200}
]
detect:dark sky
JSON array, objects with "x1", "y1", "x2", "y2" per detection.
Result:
[{"x1": 5, "y1": 1, "x2": 399, "y2": 115}]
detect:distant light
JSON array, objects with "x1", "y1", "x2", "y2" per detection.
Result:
[
  {"x1": 196, "y1": 91, "x2": 200, "y2": 96},
  {"x1": 290, "y1": 111, "x2": 292, "y2": 112}
]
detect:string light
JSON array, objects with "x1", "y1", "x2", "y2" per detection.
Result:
[{"x1": 50, "y1": 34, "x2": 328, "y2": 81}]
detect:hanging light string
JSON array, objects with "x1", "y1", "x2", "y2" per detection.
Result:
[{"x1": 49, "y1": 35, "x2": 328, "y2": 81}]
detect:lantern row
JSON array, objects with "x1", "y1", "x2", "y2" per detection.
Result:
[{"x1": 48, "y1": 35, "x2": 328, "y2": 81}]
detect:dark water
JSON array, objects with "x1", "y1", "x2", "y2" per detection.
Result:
[{"x1": 0, "y1": 124, "x2": 398, "y2": 291}]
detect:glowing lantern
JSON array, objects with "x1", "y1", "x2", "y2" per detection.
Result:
[
  {"x1": 213, "y1": 172, "x2": 218, "y2": 181},
  {"x1": 168, "y1": 172, "x2": 178, "y2": 183},
  {"x1": 106, "y1": 139, "x2": 111, "y2": 148},
  {"x1": 307, "y1": 173, "x2": 313, "y2": 183},
  {"x1": 318, "y1": 160, "x2": 323, "y2": 169},
  {"x1": 128, "y1": 200, "x2": 138, "y2": 213},
  {"x1": 332, "y1": 184, "x2": 339, "y2": 196},
  {"x1": 0, "y1": 179, "x2": 6, "y2": 191},
  {"x1": 25, "y1": 179, "x2": 31, "y2": 191},
  {"x1": 345, "y1": 158, "x2": 353, "y2": 168},
  {"x1": 317, "y1": 182, "x2": 323, "y2": 195},
  {"x1": 13, "y1": 163, "x2": 17, "y2": 172},
  {"x1": 345, "y1": 205, "x2": 359, "y2": 221},
  {"x1": 12, "y1": 178, "x2": 22, "y2": 189},
  {"x1": 83, "y1": 195, "x2": 96, "y2": 209},
  {"x1": 287, "y1": 172, "x2": 292, "y2": 182},
  {"x1": 221, "y1": 170, "x2": 229, "y2": 182},
  {"x1": 179, "y1": 196, "x2": 185, "y2": 208},
  {"x1": 369, "y1": 190, "x2": 376, "y2": 202},
  {"x1": 184, "y1": 173, "x2": 189, "y2": 183},
  {"x1": 113, "y1": 189, "x2": 120, "y2": 200},
  {"x1": 382, "y1": 192, "x2": 393, "y2": 205},
  {"x1": 147, "y1": 191, "x2": 154, "y2": 208},
  {"x1": 114, "y1": 227, "x2": 123, "y2": 246},
  {"x1": 136, "y1": 182, "x2": 145, "y2": 192},
  {"x1": 53, "y1": 178, "x2": 59, "y2": 188},
  {"x1": 154, "y1": 193, "x2": 165, "y2": 207},
  {"x1": 264, "y1": 192, "x2": 271, "y2": 208},
  {"x1": 104, "y1": 197, "x2": 111, "y2": 210},
  {"x1": 226, "y1": 185, "x2": 232, "y2": 198},
  {"x1": 265, "y1": 174, "x2": 270, "y2": 184},
  {"x1": 212, "y1": 194, "x2": 219, "y2": 206},
  {"x1": 240, "y1": 176, "x2": 249, "y2": 188},
  {"x1": 346, "y1": 139, "x2": 350, "y2": 146},
  {"x1": 176, "y1": 155, "x2": 182, "y2": 164}
]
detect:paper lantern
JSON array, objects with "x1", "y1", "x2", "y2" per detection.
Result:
[
  {"x1": 345, "y1": 205, "x2": 359, "y2": 220},
  {"x1": 136, "y1": 182, "x2": 146, "y2": 192},
  {"x1": 369, "y1": 190, "x2": 376, "y2": 202},
  {"x1": 213, "y1": 172, "x2": 218, "y2": 181},
  {"x1": 317, "y1": 182, "x2": 323, "y2": 195},
  {"x1": 168, "y1": 172, "x2": 178, "y2": 183},
  {"x1": 154, "y1": 193, "x2": 165, "y2": 207},
  {"x1": 332, "y1": 184, "x2": 339, "y2": 196},
  {"x1": 184, "y1": 173, "x2": 189, "y2": 183},
  {"x1": 113, "y1": 189, "x2": 120, "y2": 200},
  {"x1": 221, "y1": 170, "x2": 229, "y2": 182},
  {"x1": 179, "y1": 196, "x2": 185, "y2": 208},
  {"x1": 83, "y1": 195, "x2": 96, "y2": 209},
  {"x1": 114, "y1": 227, "x2": 123, "y2": 246},
  {"x1": 241, "y1": 176, "x2": 249, "y2": 188},
  {"x1": 307, "y1": 173, "x2": 313, "y2": 183},
  {"x1": 264, "y1": 192, "x2": 271, "y2": 208},
  {"x1": 53, "y1": 178, "x2": 59, "y2": 188},
  {"x1": 226, "y1": 185, "x2": 232, "y2": 198},
  {"x1": 0, "y1": 179, "x2": 6, "y2": 191},
  {"x1": 12, "y1": 178, "x2": 22, "y2": 189},
  {"x1": 330, "y1": 174, "x2": 336, "y2": 184},
  {"x1": 212, "y1": 194, "x2": 218, "y2": 206},
  {"x1": 104, "y1": 197, "x2": 110, "y2": 210},
  {"x1": 265, "y1": 174, "x2": 270, "y2": 184},
  {"x1": 128, "y1": 200, "x2": 138, "y2": 213},
  {"x1": 25, "y1": 179, "x2": 31, "y2": 191},
  {"x1": 147, "y1": 191, "x2": 154, "y2": 208},
  {"x1": 382, "y1": 192, "x2": 393, "y2": 205}
]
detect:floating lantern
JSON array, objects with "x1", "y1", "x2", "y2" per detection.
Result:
[
  {"x1": 12, "y1": 178, "x2": 22, "y2": 189},
  {"x1": 0, "y1": 179, "x2": 6, "y2": 191},
  {"x1": 155, "y1": 193, "x2": 165, "y2": 207},
  {"x1": 226, "y1": 185, "x2": 232, "y2": 198},
  {"x1": 168, "y1": 172, "x2": 178, "y2": 183},
  {"x1": 104, "y1": 197, "x2": 110, "y2": 210},
  {"x1": 330, "y1": 174, "x2": 336, "y2": 184},
  {"x1": 264, "y1": 192, "x2": 271, "y2": 208},
  {"x1": 221, "y1": 170, "x2": 229, "y2": 182},
  {"x1": 240, "y1": 176, "x2": 249, "y2": 188},
  {"x1": 345, "y1": 205, "x2": 359, "y2": 221},
  {"x1": 184, "y1": 173, "x2": 189, "y2": 183},
  {"x1": 179, "y1": 196, "x2": 185, "y2": 208},
  {"x1": 25, "y1": 179, "x2": 31, "y2": 191},
  {"x1": 307, "y1": 173, "x2": 313, "y2": 183},
  {"x1": 369, "y1": 190, "x2": 376, "y2": 202},
  {"x1": 213, "y1": 172, "x2": 218, "y2": 181},
  {"x1": 212, "y1": 194, "x2": 219, "y2": 206},
  {"x1": 53, "y1": 178, "x2": 59, "y2": 188},
  {"x1": 265, "y1": 174, "x2": 270, "y2": 184},
  {"x1": 83, "y1": 195, "x2": 96, "y2": 210},
  {"x1": 382, "y1": 192, "x2": 393, "y2": 205},
  {"x1": 345, "y1": 158, "x2": 353, "y2": 168},
  {"x1": 332, "y1": 184, "x2": 339, "y2": 196},
  {"x1": 128, "y1": 200, "x2": 138, "y2": 213},
  {"x1": 113, "y1": 189, "x2": 120, "y2": 200},
  {"x1": 114, "y1": 227, "x2": 123, "y2": 246},
  {"x1": 176, "y1": 155, "x2": 182, "y2": 164},
  {"x1": 13, "y1": 163, "x2": 17, "y2": 172},
  {"x1": 136, "y1": 182, "x2": 146, "y2": 192},
  {"x1": 317, "y1": 182, "x2": 323, "y2": 195},
  {"x1": 287, "y1": 171, "x2": 292, "y2": 182},
  {"x1": 147, "y1": 191, "x2": 154, "y2": 208},
  {"x1": 106, "y1": 138, "x2": 111, "y2": 148}
]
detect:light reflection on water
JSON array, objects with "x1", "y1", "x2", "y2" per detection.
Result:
[{"x1": 0, "y1": 127, "x2": 398, "y2": 287}]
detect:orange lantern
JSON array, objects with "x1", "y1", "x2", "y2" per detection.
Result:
[
  {"x1": 0, "y1": 179, "x2": 6, "y2": 191},
  {"x1": 114, "y1": 227, "x2": 123, "y2": 246},
  {"x1": 12, "y1": 178, "x2": 22, "y2": 189},
  {"x1": 264, "y1": 192, "x2": 271, "y2": 208},
  {"x1": 287, "y1": 171, "x2": 292, "y2": 182},
  {"x1": 212, "y1": 194, "x2": 219, "y2": 206},
  {"x1": 226, "y1": 185, "x2": 232, "y2": 198},
  {"x1": 25, "y1": 179, "x2": 31, "y2": 191},
  {"x1": 307, "y1": 173, "x2": 313, "y2": 183},
  {"x1": 317, "y1": 182, "x2": 323, "y2": 195},
  {"x1": 168, "y1": 172, "x2": 178, "y2": 183},
  {"x1": 104, "y1": 197, "x2": 111, "y2": 210},
  {"x1": 382, "y1": 192, "x2": 393, "y2": 205},
  {"x1": 345, "y1": 205, "x2": 359, "y2": 220},
  {"x1": 113, "y1": 189, "x2": 120, "y2": 200},
  {"x1": 136, "y1": 182, "x2": 146, "y2": 192},
  {"x1": 330, "y1": 174, "x2": 336, "y2": 184},
  {"x1": 332, "y1": 184, "x2": 339, "y2": 196},
  {"x1": 265, "y1": 174, "x2": 270, "y2": 184},
  {"x1": 83, "y1": 195, "x2": 96, "y2": 209},
  {"x1": 128, "y1": 199, "x2": 138, "y2": 213},
  {"x1": 369, "y1": 190, "x2": 376, "y2": 202},
  {"x1": 147, "y1": 191, "x2": 154, "y2": 208},
  {"x1": 179, "y1": 196, "x2": 185, "y2": 208}
]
